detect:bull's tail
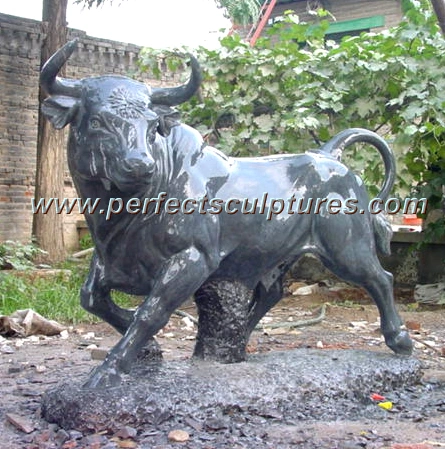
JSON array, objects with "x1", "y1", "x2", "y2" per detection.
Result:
[{"x1": 319, "y1": 128, "x2": 395, "y2": 255}]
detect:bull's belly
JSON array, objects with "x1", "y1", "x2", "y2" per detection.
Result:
[{"x1": 213, "y1": 218, "x2": 313, "y2": 288}]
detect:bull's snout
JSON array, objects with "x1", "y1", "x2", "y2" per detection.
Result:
[{"x1": 123, "y1": 151, "x2": 156, "y2": 176}]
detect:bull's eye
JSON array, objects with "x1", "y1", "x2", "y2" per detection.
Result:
[
  {"x1": 147, "y1": 128, "x2": 156, "y2": 144},
  {"x1": 146, "y1": 119, "x2": 158, "y2": 144},
  {"x1": 90, "y1": 119, "x2": 101, "y2": 129}
]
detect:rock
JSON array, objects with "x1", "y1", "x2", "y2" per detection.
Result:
[
  {"x1": 61, "y1": 440, "x2": 80, "y2": 449},
  {"x1": 181, "y1": 316, "x2": 195, "y2": 330},
  {"x1": 1, "y1": 345, "x2": 15, "y2": 354},
  {"x1": 167, "y1": 429, "x2": 190, "y2": 442},
  {"x1": 60, "y1": 330, "x2": 69, "y2": 339},
  {"x1": 115, "y1": 425, "x2": 137, "y2": 439},
  {"x1": 55, "y1": 428, "x2": 70, "y2": 446},
  {"x1": 288, "y1": 281, "x2": 307, "y2": 293},
  {"x1": 68, "y1": 430, "x2": 84, "y2": 440},
  {"x1": 405, "y1": 320, "x2": 421, "y2": 331},
  {"x1": 90, "y1": 348, "x2": 109, "y2": 361},
  {"x1": 292, "y1": 283, "x2": 319, "y2": 296},
  {"x1": 391, "y1": 444, "x2": 434, "y2": 449},
  {"x1": 349, "y1": 321, "x2": 369, "y2": 330},
  {"x1": 115, "y1": 440, "x2": 138, "y2": 448},
  {"x1": 414, "y1": 283, "x2": 445, "y2": 305},
  {"x1": 35, "y1": 365, "x2": 47, "y2": 373},
  {"x1": 5, "y1": 412, "x2": 35, "y2": 433},
  {"x1": 8, "y1": 363, "x2": 24, "y2": 374}
]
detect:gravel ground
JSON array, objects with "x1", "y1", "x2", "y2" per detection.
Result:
[{"x1": 0, "y1": 287, "x2": 444, "y2": 449}]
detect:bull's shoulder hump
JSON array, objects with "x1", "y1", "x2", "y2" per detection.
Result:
[{"x1": 170, "y1": 124, "x2": 203, "y2": 148}]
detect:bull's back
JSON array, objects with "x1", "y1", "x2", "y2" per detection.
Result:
[{"x1": 211, "y1": 151, "x2": 369, "y2": 285}]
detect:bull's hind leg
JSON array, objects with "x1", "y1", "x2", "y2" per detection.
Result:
[{"x1": 315, "y1": 216, "x2": 412, "y2": 355}]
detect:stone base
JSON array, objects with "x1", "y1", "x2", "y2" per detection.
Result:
[{"x1": 41, "y1": 349, "x2": 421, "y2": 433}]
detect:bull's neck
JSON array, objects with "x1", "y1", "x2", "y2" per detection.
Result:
[{"x1": 74, "y1": 177, "x2": 164, "y2": 252}]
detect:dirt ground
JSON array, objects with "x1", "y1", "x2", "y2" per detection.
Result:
[{"x1": 0, "y1": 284, "x2": 444, "y2": 449}]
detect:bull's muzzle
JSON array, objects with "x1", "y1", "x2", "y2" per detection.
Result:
[{"x1": 122, "y1": 152, "x2": 156, "y2": 177}]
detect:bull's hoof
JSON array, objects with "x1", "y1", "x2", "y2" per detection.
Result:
[
  {"x1": 83, "y1": 366, "x2": 122, "y2": 389},
  {"x1": 386, "y1": 330, "x2": 413, "y2": 356}
]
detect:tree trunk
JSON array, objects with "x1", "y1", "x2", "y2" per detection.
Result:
[
  {"x1": 33, "y1": 0, "x2": 68, "y2": 262},
  {"x1": 431, "y1": 0, "x2": 445, "y2": 36}
]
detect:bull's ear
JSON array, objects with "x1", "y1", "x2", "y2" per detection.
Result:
[
  {"x1": 152, "y1": 105, "x2": 181, "y2": 137},
  {"x1": 41, "y1": 96, "x2": 79, "y2": 129}
]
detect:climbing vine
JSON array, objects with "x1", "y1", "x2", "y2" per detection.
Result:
[{"x1": 139, "y1": 0, "x2": 445, "y2": 238}]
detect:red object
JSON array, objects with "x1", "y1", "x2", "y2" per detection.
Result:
[
  {"x1": 402, "y1": 214, "x2": 422, "y2": 226},
  {"x1": 248, "y1": 0, "x2": 278, "y2": 46},
  {"x1": 370, "y1": 393, "x2": 386, "y2": 401}
]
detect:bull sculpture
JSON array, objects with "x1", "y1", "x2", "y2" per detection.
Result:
[{"x1": 41, "y1": 39, "x2": 413, "y2": 388}]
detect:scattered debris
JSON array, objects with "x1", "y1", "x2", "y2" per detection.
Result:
[
  {"x1": 167, "y1": 429, "x2": 190, "y2": 443},
  {"x1": 91, "y1": 348, "x2": 108, "y2": 361},
  {"x1": 34, "y1": 365, "x2": 47, "y2": 373},
  {"x1": 174, "y1": 309, "x2": 198, "y2": 325},
  {"x1": 349, "y1": 320, "x2": 369, "y2": 330},
  {"x1": 115, "y1": 439, "x2": 138, "y2": 448},
  {"x1": 5, "y1": 413, "x2": 35, "y2": 434},
  {"x1": 292, "y1": 283, "x2": 320, "y2": 296},
  {"x1": 181, "y1": 316, "x2": 195, "y2": 330},
  {"x1": 0, "y1": 286, "x2": 443, "y2": 448},
  {"x1": 406, "y1": 320, "x2": 422, "y2": 331},
  {"x1": 411, "y1": 335, "x2": 445, "y2": 356},
  {"x1": 0, "y1": 309, "x2": 66, "y2": 337},
  {"x1": 414, "y1": 283, "x2": 445, "y2": 305},
  {"x1": 255, "y1": 304, "x2": 327, "y2": 330},
  {"x1": 115, "y1": 425, "x2": 137, "y2": 439},
  {"x1": 391, "y1": 444, "x2": 435, "y2": 449},
  {"x1": 377, "y1": 401, "x2": 393, "y2": 411},
  {"x1": 8, "y1": 363, "x2": 24, "y2": 374},
  {"x1": 71, "y1": 247, "x2": 94, "y2": 258}
]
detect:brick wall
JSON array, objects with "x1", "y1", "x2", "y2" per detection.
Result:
[
  {"x1": 0, "y1": 12, "x2": 177, "y2": 250},
  {"x1": 0, "y1": 14, "x2": 42, "y2": 243}
]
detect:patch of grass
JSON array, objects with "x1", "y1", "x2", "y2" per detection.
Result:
[{"x1": 0, "y1": 261, "x2": 141, "y2": 325}]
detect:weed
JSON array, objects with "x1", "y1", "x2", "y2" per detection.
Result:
[
  {"x1": 0, "y1": 240, "x2": 46, "y2": 270},
  {"x1": 0, "y1": 261, "x2": 140, "y2": 324}
]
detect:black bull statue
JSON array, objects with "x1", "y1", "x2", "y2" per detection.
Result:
[{"x1": 41, "y1": 40, "x2": 412, "y2": 388}]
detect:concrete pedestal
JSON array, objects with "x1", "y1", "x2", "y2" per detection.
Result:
[{"x1": 42, "y1": 349, "x2": 421, "y2": 433}]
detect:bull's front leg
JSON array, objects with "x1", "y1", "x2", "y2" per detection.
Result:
[
  {"x1": 83, "y1": 247, "x2": 212, "y2": 389},
  {"x1": 81, "y1": 252, "x2": 134, "y2": 335}
]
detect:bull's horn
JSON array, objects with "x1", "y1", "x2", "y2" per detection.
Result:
[
  {"x1": 40, "y1": 38, "x2": 81, "y2": 96},
  {"x1": 151, "y1": 54, "x2": 202, "y2": 106}
]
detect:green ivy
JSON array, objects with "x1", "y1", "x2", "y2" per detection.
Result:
[
  {"x1": 0, "y1": 240, "x2": 46, "y2": 270},
  {"x1": 139, "y1": 2, "x2": 445, "y2": 235}
]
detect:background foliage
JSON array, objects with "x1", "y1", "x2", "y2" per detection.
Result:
[
  {"x1": 139, "y1": 0, "x2": 445, "y2": 238},
  {"x1": 215, "y1": 0, "x2": 262, "y2": 26}
]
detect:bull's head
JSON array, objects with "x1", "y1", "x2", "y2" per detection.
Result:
[{"x1": 40, "y1": 39, "x2": 201, "y2": 193}]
